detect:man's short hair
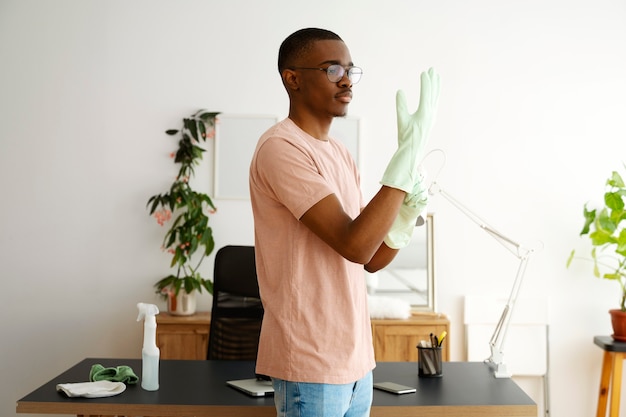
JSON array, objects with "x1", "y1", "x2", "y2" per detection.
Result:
[{"x1": 278, "y1": 28, "x2": 343, "y2": 73}]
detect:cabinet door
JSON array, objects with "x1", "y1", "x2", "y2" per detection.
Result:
[
  {"x1": 156, "y1": 325, "x2": 209, "y2": 360},
  {"x1": 372, "y1": 322, "x2": 449, "y2": 362}
]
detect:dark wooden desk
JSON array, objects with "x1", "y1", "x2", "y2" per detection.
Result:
[{"x1": 17, "y1": 358, "x2": 536, "y2": 417}]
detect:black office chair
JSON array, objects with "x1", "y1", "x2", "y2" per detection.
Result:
[{"x1": 207, "y1": 245, "x2": 264, "y2": 360}]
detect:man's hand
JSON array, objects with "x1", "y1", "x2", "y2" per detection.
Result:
[
  {"x1": 384, "y1": 175, "x2": 428, "y2": 249},
  {"x1": 381, "y1": 68, "x2": 441, "y2": 193}
]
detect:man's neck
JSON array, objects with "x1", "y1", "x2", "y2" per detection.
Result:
[{"x1": 288, "y1": 111, "x2": 332, "y2": 142}]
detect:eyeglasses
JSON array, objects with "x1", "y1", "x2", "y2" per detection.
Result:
[{"x1": 290, "y1": 64, "x2": 363, "y2": 84}]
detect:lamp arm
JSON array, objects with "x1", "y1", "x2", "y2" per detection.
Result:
[
  {"x1": 487, "y1": 255, "x2": 530, "y2": 377},
  {"x1": 430, "y1": 182, "x2": 529, "y2": 258},
  {"x1": 429, "y1": 181, "x2": 535, "y2": 378}
]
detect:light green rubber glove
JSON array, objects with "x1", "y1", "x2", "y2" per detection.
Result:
[
  {"x1": 380, "y1": 67, "x2": 440, "y2": 193},
  {"x1": 384, "y1": 175, "x2": 428, "y2": 249}
]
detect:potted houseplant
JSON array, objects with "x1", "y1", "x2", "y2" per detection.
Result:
[
  {"x1": 567, "y1": 168, "x2": 626, "y2": 339},
  {"x1": 147, "y1": 109, "x2": 220, "y2": 315}
]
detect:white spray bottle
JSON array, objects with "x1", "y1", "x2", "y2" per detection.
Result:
[{"x1": 137, "y1": 302, "x2": 160, "y2": 391}]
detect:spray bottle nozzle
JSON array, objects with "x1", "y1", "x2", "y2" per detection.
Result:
[{"x1": 137, "y1": 302, "x2": 160, "y2": 321}]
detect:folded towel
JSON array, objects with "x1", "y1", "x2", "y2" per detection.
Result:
[
  {"x1": 56, "y1": 380, "x2": 126, "y2": 398},
  {"x1": 89, "y1": 364, "x2": 138, "y2": 384},
  {"x1": 367, "y1": 295, "x2": 411, "y2": 319}
]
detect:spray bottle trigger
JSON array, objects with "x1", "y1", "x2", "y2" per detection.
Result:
[{"x1": 137, "y1": 302, "x2": 160, "y2": 321}]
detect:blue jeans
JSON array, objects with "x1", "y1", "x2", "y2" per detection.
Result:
[{"x1": 272, "y1": 371, "x2": 373, "y2": 417}]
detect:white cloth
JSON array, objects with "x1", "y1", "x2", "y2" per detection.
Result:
[
  {"x1": 56, "y1": 380, "x2": 126, "y2": 398},
  {"x1": 367, "y1": 295, "x2": 411, "y2": 319}
]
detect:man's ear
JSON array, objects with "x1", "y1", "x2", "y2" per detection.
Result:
[{"x1": 282, "y1": 69, "x2": 299, "y2": 91}]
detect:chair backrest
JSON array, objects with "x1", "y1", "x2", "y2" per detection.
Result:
[
  {"x1": 464, "y1": 295, "x2": 550, "y2": 376},
  {"x1": 207, "y1": 245, "x2": 264, "y2": 360}
]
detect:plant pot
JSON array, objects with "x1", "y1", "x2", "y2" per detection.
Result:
[
  {"x1": 609, "y1": 309, "x2": 626, "y2": 341},
  {"x1": 167, "y1": 290, "x2": 197, "y2": 316}
]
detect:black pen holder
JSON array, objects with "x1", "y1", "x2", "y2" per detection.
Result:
[{"x1": 417, "y1": 346, "x2": 443, "y2": 377}]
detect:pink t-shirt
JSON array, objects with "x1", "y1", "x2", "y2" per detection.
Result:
[{"x1": 249, "y1": 118, "x2": 375, "y2": 384}]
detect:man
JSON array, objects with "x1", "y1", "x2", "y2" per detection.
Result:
[{"x1": 249, "y1": 28, "x2": 439, "y2": 417}]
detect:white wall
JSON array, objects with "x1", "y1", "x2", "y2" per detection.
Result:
[{"x1": 2, "y1": 1, "x2": 625, "y2": 416}]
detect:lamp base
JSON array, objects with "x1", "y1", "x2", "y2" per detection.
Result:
[
  {"x1": 485, "y1": 357, "x2": 512, "y2": 378},
  {"x1": 493, "y1": 363, "x2": 511, "y2": 378}
]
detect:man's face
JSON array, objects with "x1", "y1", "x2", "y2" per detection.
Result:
[{"x1": 292, "y1": 39, "x2": 355, "y2": 118}]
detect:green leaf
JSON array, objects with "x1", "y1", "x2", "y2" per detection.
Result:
[
  {"x1": 170, "y1": 249, "x2": 179, "y2": 268},
  {"x1": 617, "y1": 229, "x2": 626, "y2": 257},
  {"x1": 165, "y1": 227, "x2": 177, "y2": 247},
  {"x1": 185, "y1": 119, "x2": 199, "y2": 142},
  {"x1": 606, "y1": 191, "x2": 625, "y2": 211},
  {"x1": 147, "y1": 195, "x2": 161, "y2": 214},
  {"x1": 202, "y1": 194, "x2": 216, "y2": 212},
  {"x1": 184, "y1": 277, "x2": 194, "y2": 293},
  {"x1": 203, "y1": 233, "x2": 215, "y2": 256},
  {"x1": 593, "y1": 259, "x2": 601, "y2": 277},
  {"x1": 197, "y1": 111, "x2": 220, "y2": 122},
  {"x1": 192, "y1": 109, "x2": 206, "y2": 118},
  {"x1": 154, "y1": 274, "x2": 177, "y2": 292},
  {"x1": 174, "y1": 279, "x2": 183, "y2": 294},
  {"x1": 604, "y1": 273, "x2": 621, "y2": 280},
  {"x1": 198, "y1": 121, "x2": 206, "y2": 141},
  {"x1": 608, "y1": 171, "x2": 625, "y2": 188},
  {"x1": 201, "y1": 279, "x2": 214, "y2": 294},
  {"x1": 165, "y1": 129, "x2": 179, "y2": 135},
  {"x1": 189, "y1": 234, "x2": 199, "y2": 255},
  {"x1": 590, "y1": 229, "x2": 613, "y2": 246},
  {"x1": 581, "y1": 205, "x2": 596, "y2": 235},
  {"x1": 597, "y1": 208, "x2": 617, "y2": 234}
]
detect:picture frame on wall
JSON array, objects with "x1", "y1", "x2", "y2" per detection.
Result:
[
  {"x1": 330, "y1": 116, "x2": 360, "y2": 168},
  {"x1": 213, "y1": 114, "x2": 278, "y2": 199},
  {"x1": 214, "y1": 115, "x2": 360, "y2": 199}
]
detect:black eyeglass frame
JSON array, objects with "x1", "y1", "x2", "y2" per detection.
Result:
[{"x1": 289, "y1": 64, "x2": 363, "y2": 84}]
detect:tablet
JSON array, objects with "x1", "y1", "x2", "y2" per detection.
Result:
[
  {"x1": 226, "y1": 378, "x2": 274, "y2": 397},
  {"x1": 373, "y1": 381, "x2": 416, "y2": 394}
]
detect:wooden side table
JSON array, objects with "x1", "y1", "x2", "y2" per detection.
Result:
[
  {"x1": 371, "y1": 312, "x2": 450, "y2": 362},
  {"x1": 156, "y1": 311, "x2": 212, "y2": 360},
  {"x1": 594, "y1": 335, "x2": 626, "y2": 417},
  {"x1": 156, "y1": 311, "x2": 450, "y2": 362}
]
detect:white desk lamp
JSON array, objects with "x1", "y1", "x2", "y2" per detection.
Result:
[{"x1": 425, "y1": 171, "x2": 537, "y2": 378}]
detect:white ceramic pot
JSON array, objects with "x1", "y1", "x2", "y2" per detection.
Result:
[{"x1": 167, "y1": 290, "x2": 197, "y2": 316}]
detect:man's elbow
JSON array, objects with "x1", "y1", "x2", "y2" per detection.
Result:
[
  {"x1": 364, "y1": 263, "x2": 382, "y2": 274},
  {"x1": 364, "y1": 244, "x2": 399, "y2": 273}
]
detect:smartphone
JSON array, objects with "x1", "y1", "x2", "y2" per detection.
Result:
[{"x1": 373, "y1": 381, "x2": 417, "y2": 394}]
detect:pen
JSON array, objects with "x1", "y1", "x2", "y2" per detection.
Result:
[{"x1": 438, "y1": 331, "x2": 447, "y2": 347}]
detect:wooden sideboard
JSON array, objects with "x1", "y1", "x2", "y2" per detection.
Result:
[
  {"x1": 156, "y1": 312, "x2": 212, "y2": 360},
  {"x1": 156, "y1": 311, "x2": 449, "y2": 362},
  {"x1": 371, "y1": 313, "x2": 450, "y2": 361}
]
